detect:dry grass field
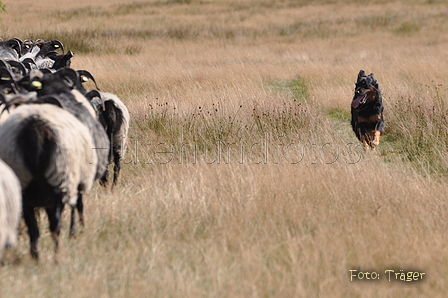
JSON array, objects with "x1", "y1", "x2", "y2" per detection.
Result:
[{"x1": 1, "y1": 0, "x2": 448, "y2": 297}]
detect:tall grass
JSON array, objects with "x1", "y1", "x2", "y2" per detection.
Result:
[
  {"x1": 1, "y1": 0, "x2": 448, "y2": 297},
  {"x1": 385, "y1": 83, "x2": 448, "y2": 176}
]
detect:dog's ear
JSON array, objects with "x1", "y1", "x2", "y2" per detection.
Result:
[
  {"x1": 357, "y1": 70, "x2": 365, "y2": 81},
  {"x1": 368, "y1": 73, "x2": 378, "y2": 88}
]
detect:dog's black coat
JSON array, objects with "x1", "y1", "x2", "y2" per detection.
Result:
[{"x1": 351, "y1": 70, "x2": 385, "y2": 149}]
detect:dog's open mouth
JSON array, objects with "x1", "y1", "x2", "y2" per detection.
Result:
[{"x1": 352, "y1": 93, "x2": 367, "y2": 108}]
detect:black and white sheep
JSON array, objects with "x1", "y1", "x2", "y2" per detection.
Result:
[
  {"x1": 0, "y1": 39, "x2": 21, "y2": 61},
  {"x1": 0, "y1": 103, "x2": 97, "y2": 259},
  {"x1": 17, "y1": 68, "x2": 110, "y2": 238},
  {"x1": 19, "y1": 39, "x2": 63, "y2": 63},
  {"x1": 16, "y1": 39, "x2": 70, "y2": 71},
  {"x1": 77, "y1": 70, "x2": 130, "y2": 188},
  {"x1": 19, "y1": 69, "x2": 110, "y2": 180},
  {"x1": 95, "y1": 92, "x2": 130, "y2": 188},
  {"x1": 0, "y1": 159, "x2": 22, "y2": 259}
]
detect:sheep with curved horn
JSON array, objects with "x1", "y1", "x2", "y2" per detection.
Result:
[
  {"x1": 17, "y1": 68, "x2": 110, "y2": 237},
  {"x1": 0, "y1": 39, "x2": 21, "y2": 61},
  {"x1": 76, "y1": 70, "x2": 130, "y2": 189},
  {"x1": 0, "y1": 102, "x2": 97, "y2": 260}
]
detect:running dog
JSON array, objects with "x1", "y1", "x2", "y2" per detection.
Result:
[{"x1": 351, "y1": 70, "x2": 385, "y2": 151}]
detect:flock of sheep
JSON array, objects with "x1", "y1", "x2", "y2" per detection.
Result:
[{"x1": 0, "y1": 38, "x2": 130, "y2": 260}]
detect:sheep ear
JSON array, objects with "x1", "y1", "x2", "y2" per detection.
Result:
[
  {"x1": 29, "y1": 69, "x2": 44, "y2": 80},
  {"x1": 77, "y1": 69, "x2": 100, "y2": 90},
  {"x1": 86, "y1": 90, "x2": 105, "y2": 111},
  {"x1": 50, "y1": 50, "x2": 74, "y2": 70},
  {"x1": 28, "y1": 69, "x2": 45, "y2": 90}
]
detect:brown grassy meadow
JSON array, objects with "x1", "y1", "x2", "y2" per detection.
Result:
[{"x1": 1, "y1": 0, "x2": 448, "y2": 297}]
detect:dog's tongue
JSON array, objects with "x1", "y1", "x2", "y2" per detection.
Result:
[{"x1": 352, "y1": 95, "x2": 363, "y2": 108}]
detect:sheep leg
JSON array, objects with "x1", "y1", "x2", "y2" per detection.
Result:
[
  {"x1": 23, "y1": 204, "x2": 40, "y2": 260},
  {"x1": 77, "y1": 194, "x2": 84, "y2": 228},
  {"x1": 99, "y1": 168, "x2": 109, "y2": 187},
  {"x1": 70, "y1": 207, "x2": 76, "y2": 238},
  {"x1": 112, "y1": 150, "x2": 121, "y2": 188},
  {"x1": 45, "y1": 196, "x2": 64, "y2": 256},
  {"x1": 70, "y1": 194, "x2": 84, "y2": 238}
]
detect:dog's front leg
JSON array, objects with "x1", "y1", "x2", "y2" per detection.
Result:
[
  {"x1": 372, "y1": 130, "x2": 381, "y2": 148},
  {"x1": 372, "y1": 119, "x2": 384, "y2": 148}
]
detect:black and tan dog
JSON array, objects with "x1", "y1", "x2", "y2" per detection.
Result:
[{"x1": 351, "y1": 70, "x2": 385, "y2": 151}]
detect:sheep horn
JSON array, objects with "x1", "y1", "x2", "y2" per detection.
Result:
[
  {"x1": 6, "y1": 38, "x2": 22, "y2": 57},
  {"x1": 52, "y1": 40, "x2": 64, "y2": 54},
  {"x1": 21, "y1": 58, "x2": 36, "y2": 71},
  {"x1": 36, "y1": 95, "x2": 64, "y2": 108},
  {"x1": 77, "y1": 70, "x2": 101, "y2": 90},
  {"x1": 54, "y1": 68, "x2": 78, "y2": 88},
  {"x1": 0, "y1": 66, "x2": 14, "y2": 79},
  {"x1": 0, "y1": 67, "x2": 19, "y2": 93},
  {"x1": 0, "y1": 59, "x2": 12, "y2": 72},
  {"x1": 85, "y1": 90, "x2": 105, "y2": 111},
  {"x1": 0, "y1": 93, "x2": 30, "y2": 115},
  {"x1": 6, "y1": 60, "x2": 27, "y2": 76},
  {"x1": 85, "y1": 89, "x2": 101, "y2": 101},
  {"x1": 35, "y1": 39, "x2": 45, "y2": 46},
  {"x1": 10, "y1": 37, "x2": 23, "y2": 47}
]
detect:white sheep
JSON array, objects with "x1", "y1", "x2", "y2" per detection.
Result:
[
  {"x1": 0, "y1": 159, "x2": 21, "y2": 259},
  {"x1": 0, "y1": 104, "x2": 97, "y2": 260}
]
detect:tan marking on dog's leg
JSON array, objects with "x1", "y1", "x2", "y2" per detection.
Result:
[
  {"x1": 361, "y1": 138, "x2": 370, "y2": 152},
  {"x1": 372, "y1": 130, "x2": 381, "y2": 147}
]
